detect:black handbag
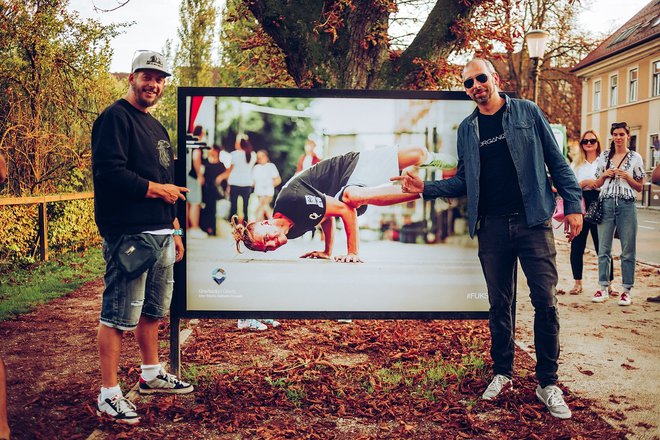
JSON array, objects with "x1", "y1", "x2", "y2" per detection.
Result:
[
  {"x1": 584, "y1": 199, "x2": 603, "y2": 224},
  {"x1": 112, "y1": 234, "x2": 162, "y2": 280}
]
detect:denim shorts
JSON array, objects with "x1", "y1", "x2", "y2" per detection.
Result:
[{"x1": 100, "y1": 234, "x2": 175, "y2": 331}]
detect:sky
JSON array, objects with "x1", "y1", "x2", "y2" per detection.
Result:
[{"x1": 67, "y1": 0, "x2": 653, "y2": 73}]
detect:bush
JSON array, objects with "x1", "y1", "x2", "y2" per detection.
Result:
[{"x1": 0, "y1": 197, "x2": 100, "y2": 273}]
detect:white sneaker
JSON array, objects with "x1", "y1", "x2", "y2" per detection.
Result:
[
  {"x1": 237, "y1": 319, "x2": 267, "y2": 331},
  {"x1": 591, "y1": 290, "x2": 607, "y2": 303},
  {"x1": 617, "y1": 292, "x2": 632, "y2": 306},
  {"x1": 96, "y1": 394, "x2": 140, "y2": 424},
  {"x1": 260, "y1": 319, "x2": 281, "y2": 328},
  {"x1": 481, "y1": 374, "x2": 512, "y2": 400},
  {"x1": 536, "y1": 385, "x2": 572, "y2": 419}
]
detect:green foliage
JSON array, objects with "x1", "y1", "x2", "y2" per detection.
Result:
[
  {"x1": 0, "y1": 245, "x2": 104, "y2": 322},
  {"x1": 47, "y1": 199, "x2": 100, "y2": 252},
  {"x1": 218, "y1": 0, "x2": 295, "y2": 87},
  {"x1": 0, "y1": 205, "x2": 39, "y2": 268},
  {"x1": 182, "y1": 364, "x2": 215, "y2": 387},
  {"x1": 0, "y1": 198, "x2": 101, "y2": 271},
  {"x1": 0, "y1": 0, "x2": 125, "y2": 196},
  {"x1": 176, "y1": 0, "x2": 218, "y2": 88}
]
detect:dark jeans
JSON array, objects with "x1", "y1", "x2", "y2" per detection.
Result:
[
  {"x1": 229, "y1": 185, "x2": 252, "y2": 221},
  {"x1": 570, "y1": 190, "x2": 613, "y2": 281},
  {"x1": 477, "y1": 214, "x2": 560, "y2": 387}
]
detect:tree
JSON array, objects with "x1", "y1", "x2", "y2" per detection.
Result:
[
  {"x1": 224, "y1": 0, "x2": 503, "y2": 89},
  {"x1": 495, "y1": 0, "x2": 600, "y2": 141},
  {"x1": 152, "y1": 0, "x2": 219, "y2": 145},
  {"x1": 0, "y1": 0, "x2": 124, "y2": 196},
  {"x1": 175, "y1": 0, "x2": 218, "y2": 87},
  {"x1": 220, "y1": 0, "x2": 601, "y2": 143}
]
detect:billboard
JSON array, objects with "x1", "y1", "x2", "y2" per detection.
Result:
[{"x1": 174, "y1": 88, "x2": 489, "y2": 320}]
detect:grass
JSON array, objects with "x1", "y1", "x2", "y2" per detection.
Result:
[{"x1": 0, "y1": 246, "x2": 104, "y2": 322}]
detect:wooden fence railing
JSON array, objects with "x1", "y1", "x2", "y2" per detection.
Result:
[{"x1": 0, "y1": 192, "x2": 94, "y2": 262}]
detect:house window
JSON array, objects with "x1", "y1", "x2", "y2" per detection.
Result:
[
  {"x1": 651, "y1": 134, "x2": 660, "y2": 167},
  {"x1": 610, "y1": 75, "x2": 618, "y2": 106},
  {"x1": 629, "y1": 135, "x2": 637, "y2": 152},
  {"x1": 653, "y1": 61, "x2": 660, "y2": 97},
  {"x1": 629, "y1": 68, "x2": 638, "y2": 102},
  {"x1": 594, "y1": 80, "x2": 601, "y2": 110}
]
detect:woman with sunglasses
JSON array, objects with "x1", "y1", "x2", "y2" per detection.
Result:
[
  {"x1": 591, "y1": 122, "x2": 645, "y2": 306},
  {"x1": 565, "y1": 131, "x2": 613, "y2": 295}
]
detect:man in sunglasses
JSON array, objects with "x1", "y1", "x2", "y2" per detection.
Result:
[{"x1": 394, "y1": 58, "x2": 582, "y2": 419}]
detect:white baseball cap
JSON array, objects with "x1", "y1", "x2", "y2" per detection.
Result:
[{"x1": 131, "y1": 51, "x2": 172, "y2": 77}]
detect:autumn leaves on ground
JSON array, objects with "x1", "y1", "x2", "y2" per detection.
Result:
[{"x1": 1, "y1": 278, "x2": 628, "y2": 440}]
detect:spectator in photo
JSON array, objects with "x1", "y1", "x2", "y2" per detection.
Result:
[
  {"x1": 187, "y1": 125, "x2": 207, "y2": 239},
  {"x1": 252, "y1": 149, "x2": 281, "y2": 221},
  {"x1": 227, "y1": 136, "x2": 256, "y2": 223},
  {"x1": 200, "y1": 144, "x2": 229, "y2": 236},
  {"x1": 296, "y1": 137, "x2": 321, "y2": 174}
]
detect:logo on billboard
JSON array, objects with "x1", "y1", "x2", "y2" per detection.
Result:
[{"x1": 467, "y1": 292, "x2": 488, "y2": 300}]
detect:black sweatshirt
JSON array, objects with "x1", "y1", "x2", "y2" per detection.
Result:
[{"x1": 92, "y1": 99, "x2": 175, "y2": 237}]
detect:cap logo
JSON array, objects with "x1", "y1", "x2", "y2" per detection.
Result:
[{"x1": 146, "y1": 55, "x2": 163, "y2": 68}]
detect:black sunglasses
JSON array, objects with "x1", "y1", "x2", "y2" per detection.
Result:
[
  {"x1": 463, "y1": 73, "x2": 489, "y2": 89},
  {"x1": 611, "y1": 122, "x2": 628, "y2": 129},
  {"x1": 580, "y1": 139, "x2": 598, "y2": 145}
]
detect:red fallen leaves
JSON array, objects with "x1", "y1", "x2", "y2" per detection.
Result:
[
  {"x1": 577, "y1": 366, "x2": 595, "y2": 376},
  {"x1": 11, "y1": 319, "x2": 633, "y2": 439},
  {"x1": 621, "y1": 363, "x2": 639, "y2": 370}
]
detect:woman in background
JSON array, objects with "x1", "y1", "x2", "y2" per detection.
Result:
[
  {"x1": 591, "y1": 122, "x2": 645, "y2": 306},
  {"x1": 566, "y1": 131, "x2": 612, "y2": 295}
]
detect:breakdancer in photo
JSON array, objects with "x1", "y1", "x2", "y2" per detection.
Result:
[{"x1": 231, "y1": 145, "x2": 455, "y2": 263}]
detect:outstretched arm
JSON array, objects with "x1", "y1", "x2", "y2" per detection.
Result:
[{"x1": 324, "y1": 195, "x2": 362, "y2": 263}]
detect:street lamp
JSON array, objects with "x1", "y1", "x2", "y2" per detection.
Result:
[{"x1": 525, "y1": 29, "x2": 549, "y2": 103}]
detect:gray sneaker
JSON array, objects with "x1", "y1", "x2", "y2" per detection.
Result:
[
  {"x1": 96, "y1": 394, "x2": 140, "y2": 424},
  {"x1": 481, "y1": 374, "x2": 512, "y2": 400},
  {"x1": 536, "y1": 385, "x2": 572, "y2": 419},
  {"x1": 139, "y1": 369, "x2": 194, "y2": 395}
]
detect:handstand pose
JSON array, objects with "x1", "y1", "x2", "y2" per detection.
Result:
[{"x1": 231, "y1": 145, "x2": 455, "y2": 263}]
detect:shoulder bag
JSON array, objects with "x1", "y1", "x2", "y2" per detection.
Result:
[{"x1": 111, "y1": 233, "x2": 162, "y2": 280}]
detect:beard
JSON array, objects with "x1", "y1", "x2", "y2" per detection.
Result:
[
  {"x1": 131, "y1": 83, "x2": 162, "y2": 109},
  {"x1": 470, "y1": 87, "x2": 491, "y2": 105}
]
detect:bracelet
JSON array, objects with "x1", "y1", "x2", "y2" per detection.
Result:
[{"x1": 173, "y1": 229, "x2": 183, "y2": 236}]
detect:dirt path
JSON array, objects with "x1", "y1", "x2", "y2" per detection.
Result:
[{"x1": 516, "y1": 240, "x2": 660, "y2": 440}]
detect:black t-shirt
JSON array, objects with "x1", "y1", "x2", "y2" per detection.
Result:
[
  {"x1": 274, "y1": 152, "x2": 360, "y2": 239},
  {"x1": 477, "y1": 105, "x2": 524, "y2": 216}
]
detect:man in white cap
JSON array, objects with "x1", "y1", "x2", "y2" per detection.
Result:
[{"x1": 91, "y1": 51, "x2": 192, "y2": 424}]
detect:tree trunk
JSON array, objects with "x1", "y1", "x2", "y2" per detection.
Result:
[{"x1": 248, "y1": 0, "x2": 476, "y2": 89}]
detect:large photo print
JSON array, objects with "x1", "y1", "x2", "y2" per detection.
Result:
[{"x1": 176, "y1": 88, "x2": 489, "y2": 318}]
